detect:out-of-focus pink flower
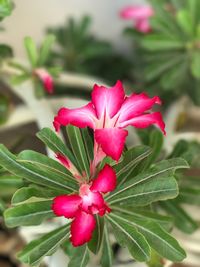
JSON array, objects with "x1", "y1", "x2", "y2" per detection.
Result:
[
  {"x1": 52, "y1": 164, "x2": 116, "y2": 246},
  {"x1": 53, "y1": 80, "x2": 165, "y2": 161},
  {"x1": 34, "y1": 68, "x2": 54, "y2": 94},
  {"x1": 120, "y1": 5, "x2": 154, "y2": 33}
]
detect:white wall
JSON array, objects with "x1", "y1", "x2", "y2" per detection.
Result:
[{"x1": 1, "y1": 0, "x2": 146, "y2": 59}]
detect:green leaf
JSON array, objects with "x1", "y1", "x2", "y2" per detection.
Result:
[
  {"x1": 24, "y1": 36, "x2": 38, "y2": 67},
  {"x1": 0, "y1": 144, "x2": 76, "y2": 192},
  {"x1": 114, "y1": 145, "x2": 152, "y2": 186},
  {"x1": 88, "y1": 216, "x2": 104, "y2": 254},
  {"x1": 106, "y1": 158, "x2": 188, "y2": 205},
  {"x1": 178, "y1": 187, "x2": 200, "y2": 205},
  {"x1": 107, "y1": 213, "x2": 151, "y2": 262},
  {"x1": 36, "y1": 128, "x2": 78, "y2": 170},
  {"x1": 141, "y1": 35, "x2": 185, "y2": 51},
  {"x1": 39, "y1": 34, "x2": 55, "y2": 65},
  {"x1": 80, "y1": 128, "x2": 94, "y2": 162},
  {"x1": 11, "y1": 186, "x2": 66, "y2": 205},
  {"x1": 18, "y1": 224, "x2": 70, "y2": 266},
  {"x1": 176, "y1": 9, "x2": 193, "y2": 36},
  {"x1": 0, "y1": 0, "x2": 13, "y2": 19},
  {"x1": 68, "y1": 245, "x2": 89, "y2": 267},
  {"x1": 17, "y1": 150, "x2": 78, "y2": 188},
  {"x1": 0, "y1": 44, "x2": 13, "y2": 58},
  {"x1": 66, "y1": 125, "x2": 90, "y2": 177},
  {"x1": 160, "y1": 200, "x2": 198, "y2": 234},
  {"x1": 100, "y1": 223, "x2": 113, "y2": 267},
  {"x1": 191, "y1": 51, "x2": 200, "y2": 78},
  {"x1": 110, "y1": 213, "x2": 186, "y2": 262},
  {"x1": 4, "y1": 200, "x2": 54, "y2": 227},
  {"x1": 112, "y1": 206, "x2": 172, "y2": 231}
]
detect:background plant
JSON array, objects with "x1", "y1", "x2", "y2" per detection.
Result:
[{"x1": 124, "y1": 0, "x2": 200, "y2": 106}]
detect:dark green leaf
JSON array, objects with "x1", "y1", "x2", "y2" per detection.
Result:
[
  {"x1": 100, "y1": 223, "x2": 113, "y2": 267},
  {"x1": 88, "y1": 216, "x2": 104, "y2": 254}
]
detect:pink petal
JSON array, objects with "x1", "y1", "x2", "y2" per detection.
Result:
[
  {"x1": 52, "y1": 195, "x2": 82, "y2": 218},
  {"x1": 70, "y1": 211, "x2": 96, "y2": 246},
  {"x1": 119, "y1": 112, "x2": 166, "y2": 135},
  {"x1": 120, "y1": 5, "x2": 154, "y2": 20},
  {"x1": 91, "y1": 80, "x2": 125, "y2": 119},
  {"x1": 34, "y1": 68, "x2": 54, "y2": 94},
  {"x1": 53, "y1": 103, "x2": 97, "y2": 132},
  {"x1": 95, "y1": 128, "x2": 128, "y2": 161},
  {"x1": 90, "y1": 164, "x2": 116, "y2": 193},
  {"x1": 135, "y1": 19, "x2": 152, "y2": 33},
  {"x1": 79, "y1": 184, "x2": 105, "y2": 213},
  {"x1": 118, "y1": 93, "x2": 161, "y2": 123},
  {"x1": 56, "y1": 153, "x2": 70, "y2": 169}
]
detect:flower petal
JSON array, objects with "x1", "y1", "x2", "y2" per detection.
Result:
[
  {"x1": 120, "y1": 5, "x2": 154, "y2": 20},
  {"x1": 90, "y1": 164, "x2": 116, "y2": 193},
  {"x1": 55, "y1": 153, "x2": 70, "y2": 169},
  {"x1": 91, "y1": 80, "x2": 125, "y2": 119},
  {"x1": 95, "y1": 128, "x2": 128, "y2": 161},
  {"x1": 118, "y1": 93, "x2": 162, "y2": 123},
  {"x1": 34, "y1": 68, "x2": 54, "y2": 94},
  {"x1": 52, "y1": 195, "x2": 82, "y2": 218},
  {"x1": 71, "y1": 211, "x2": 96, "y2": 246},
  {"x1": 53, "y1": 103, "x2": 97, "y2": 132},
  {"x1": 119, "y1": 112, "x2": 166, "y2": 135},
  {"x1": 135, "y1": 19, "x2": 152, "y2": 33}
]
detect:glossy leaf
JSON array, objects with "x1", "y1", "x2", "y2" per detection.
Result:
[
  {"x1": 0, "y1": 144, "x2": 76, "y2": 192},
  {"x1": 106, "y1": 158, "x2": 188, "y2": 205},
  {"x1": 107, "y1": 213, "x2": 151, "y2": 262},
  {"x1": 4, "y1": 200, "x2": 54, "y2": 227},
  {"x1": 18, "y1": 224, "x2": 70, "y2": 266},
  {"x1": 110, "y1": 213, "x2": 186, "y2": 262}
]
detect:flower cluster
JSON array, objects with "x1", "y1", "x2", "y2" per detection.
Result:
[
  {"x1": 120, "y1": 5, "x2": 154, "y2": 33},
  {"x1": 52, "y1": 80, "x2": 165, "y2": 246}
]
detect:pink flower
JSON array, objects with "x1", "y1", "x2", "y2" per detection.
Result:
[
  {"x1": 52, "y1": 164, "x2": 116, "y2": 246},
  {"x1": 120, "y1": 5, "x2": 154, "y2": 33},
  {"x1": 34, "y1": 68, "x2": 54, "y2": 94},
  {"x1": 53, "y1": 80, "x2": 165, "y2": 161}
]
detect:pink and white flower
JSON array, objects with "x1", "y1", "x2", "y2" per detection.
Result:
[
  {"x1": 53, "y1": 80, "x2": 165, "y2": 161},
  {"x1": 52, "y1": 164, "x2": 116, "y2": 246},
  {"x1": 34, "y1": 68, "x2": 54, "y2": 94},
  {"x1": 120, "y1": 5, "x2": 154, "y2": 33}
]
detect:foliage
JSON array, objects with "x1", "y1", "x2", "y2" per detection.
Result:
[
  {"x1": 138, "y1": 128, "x2": 200, "y2": 234},
  {"x1": 9, "y1": 35, "x2": 61, "y2": 98},
  {"x1": 124, "y1": 0, "x2": 200, "y2": 106},
  {"x1": 47, "y1": 16, "x2": 132, "y2": 83},
  {"x1": 0, "y1": 126, "x2": 189, "y2": 266}
]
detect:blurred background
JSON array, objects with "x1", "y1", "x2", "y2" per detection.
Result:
[{"x1": 1, "y1": 0, "x2": 200, "y2": 267}]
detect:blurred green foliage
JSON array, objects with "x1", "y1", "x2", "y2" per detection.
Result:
[
  {"x1": 125, "y1": 0, "x2": 200, "y2": 106},
  {"x1": 47, "y1": 16, "x2": 132, "y2": 83}
]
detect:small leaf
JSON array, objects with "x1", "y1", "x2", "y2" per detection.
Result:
[
  {"x1": 176, "y1": 9, "x2": 193, "y2": 36},
  {"x1": 68, "y1": 245, "x2": 89, "y2": 267},
  {"x1": 39, "y1": 34, "x2": 55, "y2": 65},
  {"x1": 100, "y1": 223, "x2": 113, "y2": 267},
  {"x1": 18, "y1": 224, "x2": 70, "y2": 266},
  {"x1": 4, "y1": 200, "x2": 54, "y2": 227},
  {"x1": 11, "y1": 74, "x2": 30, "y2": 85},
  {"x1": 191, "y1": 51, "x2": 200, "y2": 79},
  {"x1": 24, "y1": 36, "x2": 38, "y2": 67},
  {"x1": 107, "y1": 213, "x2": 151, "y2": 262}
]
